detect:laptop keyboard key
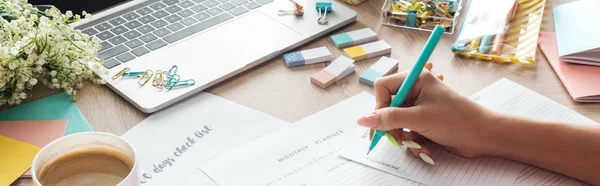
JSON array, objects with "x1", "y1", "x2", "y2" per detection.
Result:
[
  {"x1": 232, "y1": 0, "x2": 247, "y2": 5},
  {"x1": 109, "y1": 17, "x2": 126, "y2": 26},
  {"x1": 244, "y1": 1, "x2": 260, "y2": 9},
  {"x1": 192, "y1": 0, "x2": 207, "y2": 3},
  {"x1": 229, "y1": 6, "x2": 248, "y2": 16},
  {"x1": 99, "y1": 45, "x2": 128, "y2": 59},
  {"x1": 131, "y1": 46, "x2": 150, "y2": 57},
  {"x1": 125, "y1": 38, "x2": 144, "y2": 48},
  {"x1": 152, "y1": 10, "x2": 169, "y2": 18},
  {"x1": 178, "y1": 9, "x2": 194, "y2": 17},
  {"x1": 146, "y1": 39, "x2": 168, "y2": 50},
  {"x1": 136, "y1": 7, "x2": 154, "y2": 15},
  {"x1": 102, "y1": 58, "x2": 120, "y2": 69},
  {"x1": 140, "y1": 33, "x2": 158, "y2": 43},
  {"x1": 191, "y1": 4, "x2": 208, "y2": 12},
  {"x1": 150, "y1": 2, "x2": 167, "y2": 10},
  {"x1": 165, "y1": 14, "x2": 183, "y2": 23},
  {"x1": 218, "y1": 0, "x2": 230, "y2": 3},
  {"x1": 82, "y1": 28, "x2": 98, "y2": 36},
  {"x1": 124, "y1": 20, "x2": 143, "y2": 29},
  {"x1": 151, "y1": 19, "x2": 169, "y2": 28},
  {"x1": 123, "y1": 12, "x2": 140, "y2": 20},
  {"x1": 219, "y1": 2, "x2": 235, "y2": 10},
  {"x1": 109, "y1": 35, "x2": 127, "y2": 45},
  {"x1": 256, "y1": 0, "x2": 272, "y2": 5},
  {"x1": 194, "y1": 12, "x2": 210, "y2": 21},
  {"x1": 167, "y1": 22, "x2": 185, "y2": 31},
  {"x1": 124, "y1": 30, "x2": 142, "y2": 39},
  {"x1": 180, "y1": 17, "x2": 198, "y2": 26},
  {"x1": 95, "y1": 22, "x2": 112, "y2": 31},
  {"x1": 153, "y1": 28, "x2": 172, "y2": 37},
  {"x1": 97, "y1": 31, "x2": 115, "y2": 40},
  {"x1": 165, "y1": 5, "x2": 183, "y2": 13},
  {"x1": 163, "y1": 0, "x2": 180, "y2": 5},
  {"x1": 137, "y1": 25, "x2": 155, "y2": 34},
  {"x1": 100, "y1": 41, "x2": 112, "y2": 52},
  {"x1": 110, "y1": 26, "x2": 128, "y2": 35},
  {"x1": 139, "y1": 15, "x2": 157, "y2": 24},
  {"x1": 204, "y1": 0, "x2": 219, "y2": 7},
  {"x1": 116, "y1": 52, "x2": 136, "y2": 62},
  {"x1": 207, "y1": 8, "x2": 223, "y2": 16},
  {"x1": 178, "y1": 0, "x2": 195, "y2": 7},
  {"x1": 164, "y1": 13, "x2": 233, "y2": 43}
]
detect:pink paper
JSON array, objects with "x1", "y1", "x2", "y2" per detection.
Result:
[{"x1": 538, "y1": 32, "x2": 600, "y2": 102}]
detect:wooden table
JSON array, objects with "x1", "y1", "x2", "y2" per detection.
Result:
[{"x1": 8, "y1": 0, "x2": 598, "y2": 185}]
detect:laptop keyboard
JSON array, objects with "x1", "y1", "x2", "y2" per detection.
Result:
[{"x1": 78, "y1": 0, "x2": 274, "y2": 69}]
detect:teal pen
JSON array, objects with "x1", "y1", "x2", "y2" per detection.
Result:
[
  {"x1": 367, "y1": 25, "x2": 445, "y2": 155},
  {"x1": 478, "y1": 35, "x2": 494, "y2": 54}
]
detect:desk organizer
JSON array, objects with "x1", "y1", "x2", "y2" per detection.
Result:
[
  {"x1": 381, "y1": 0, "x2": 464, "y2": 34},
  {"x1": 451, "y1": 0, "x2": 546, "y2": 64}
]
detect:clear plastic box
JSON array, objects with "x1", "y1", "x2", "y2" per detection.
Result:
[{"x1": 381, "y1": 0, "x2": 464, "y2": 34}]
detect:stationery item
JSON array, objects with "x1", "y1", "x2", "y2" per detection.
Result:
[
  {"x1": 317, "y1": 6, "x2": 329, "y2": 25},
  {"x1": 316, "y1": 1, "x2": 332, "y2": 12},
  {"x1": 451, "y1": 0, "x2": 545, "y2": 64},
  {"x1": 201, "y1": 92, "x2": 423, "y2": 186},
  {"x1": 138, "y1": 70, "x2": 154, "y2": 86},
  {"x1": 538, "y1": 32, "x2": 600, "y2": 102},
  {"x1": 152, "y1": 70, "x2": 165, "y2": 89},
  {"x1": 278, "y1": 0, "x2": 304, "y2": 16},
  {"x1": 343, "y1": 40, "x2": 391, "y2": 60},
  {"x1": 283, "y1": 46, "x2": 332, "y2": 67},
  {"x1": 341, "y1": 78, "x2": 596, "y2": 186},
  {"x1": 123, "y1": 71, "x2": 144, "y2": 78},
  {"x1": 0, "y1": 135, "x2": 41, "y2": 186},
  {"x1": 554, "y1": 0, "x2": 600, "y2": 66},
  {"x1": 381, "y1": 0, "x2": 463, "y2": 33},
  {"x1": 368, "y1": 25, "x2": 444, "y2": 155},
  {"x1": 359, "y1": 56, "x2": 398, "y2": 86},
  {"x1": 31, "y1": 132, "x2": 138, "y2": 186},
  {"x1": 112, "y1": 67, "x2": 130, "y2": 80},
  {"x1": 330, "y1": 28, "x2": 377, "y2": 49},
  {"x1": 166, "y1": 79, "x2": 195, "y2": 91},
  {"x1": 340, "y1": 0, "x2": 366, "y2": 6},
  {"x1": 167, "y1": 65, "x2": 178, "y2": 78},
  {"x1": 121, "y1": 92, "x2": 288, "y2": 186},
  {"x1": 0, "y1": 93, "x2": 93, "y2": 135},
  {"x1": 310, "y1": 56, "x2": 355, "y2": 88}
]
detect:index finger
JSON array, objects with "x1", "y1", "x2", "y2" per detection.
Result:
[{"x1": 373, "y1": 62, "x2": 433, "y2": 110}]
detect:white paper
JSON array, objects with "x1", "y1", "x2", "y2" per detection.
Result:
[
  {"x1": 200, "y1": 92, "x2": 424, "y2": 186},
  {"x1": 370, "y1": 57, "x2": 398, "y2": 75},
  {"x1": 340, "y1": 78, "x2": 596, "y2": 186},
  {"x1": 121, "y1": 92, "x2": 289, "y2": 186}
]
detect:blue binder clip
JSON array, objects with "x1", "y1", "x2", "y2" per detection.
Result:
[
  {"x1": 316, "y1": 2, "x2": 332, "y2": 13},
  {"x1": 406, "y1": 10, "x2": 417, "y2": 27}
]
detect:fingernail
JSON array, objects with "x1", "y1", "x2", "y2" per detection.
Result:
[
  {"x1": 357, "y1": 113, "x2": 379, "y2": 128},
  {"x1": 425, "y1": 62, "x2": 433, "y2": 71},
  {"x1": 401, "y1": 140, "x2": 422, "y2": 149},
  {"x1": 386, "y1": 133, "x2": 402, "y2": 149},
  {"x1": 419, "y1": 153, "x2": 435, "y2": 165},
  {"x1": 436, "y1": 74, "x2": 444, "y2": 81}
]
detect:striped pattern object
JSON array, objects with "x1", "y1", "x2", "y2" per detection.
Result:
[
  {"x1": 453, "y1": 0, "x2": 546, "y2": 64},
  {"x1": 341, "y1": 0, "x2": 366, "y2": 6}
]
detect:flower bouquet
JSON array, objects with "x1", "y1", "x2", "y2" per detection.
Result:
[{"x1": 0, "y1": 0, "x2": 107, "y2": 105}]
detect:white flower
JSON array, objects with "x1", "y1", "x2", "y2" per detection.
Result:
[
  {"x1": 66, "y1": 87, "x2": 73, "y2": 95},
  {"x1": 76, "y1": 82, "x2": 83, "y2": 89},
  {"x1": 20, "y1": 93, "x2": 26, "y2": 99},
  {"x1": 29, "y1": 78, "x2": 37, "y2": 85},
  {"x1": 51, "y1": 78, "x2": 58, "y2": 83},
  {"x1": 8, "y1": 62, "x2": 17, "y2": 70},
  {"x1": 50, "y1": 70, "x2": 57, "y2": 77}
]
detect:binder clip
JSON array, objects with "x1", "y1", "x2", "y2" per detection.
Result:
[
  {"x1": 316, "y1": 2, "x2": 331, "y2": 25},
  {"x1": 138, "y1": 70, "x2": 153, "y2": 86},
  {"x1": 112, "y1": 67, "x2": 130, "y2": 80},
  {"x1": 122, "y1": 71, "x2": 145, "y2": 78},
  {"x1": 152, "y1": 70, "x2": 165, "y2": 89},
  {"x1": 279, "y1": 0, "x2": 304, "y2": 16}
]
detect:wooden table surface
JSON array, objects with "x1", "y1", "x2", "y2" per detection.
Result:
[{"x1": 8, "y1": 0, "x2": 598, "y2": 185}]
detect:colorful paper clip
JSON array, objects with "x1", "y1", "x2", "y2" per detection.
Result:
[
  {"x1": 152, "y1": 70, "x2": 165, "y2": 89},
  {"x1": 165, "y1": 74, "x2": 181, "y2": 87},
  {"x1": 112, "y1": 67, "x2": 130, "y2": 80},
  {"x1": 166, "y1": 79, "x2": 196, "y2": 91},
  {"x1": 167, "y1": 65, "x2": 178, "y2": 78},
  {"x1": 122, "y1": 71, "x2": 145, "y2": 78},
  {"x1": 138, "y1": 70, "x2": 154, "y2": 86}
]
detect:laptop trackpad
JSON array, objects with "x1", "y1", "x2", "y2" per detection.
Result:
[{"x1": 153, "y1": 12, "x2": 303, "y2": 85}]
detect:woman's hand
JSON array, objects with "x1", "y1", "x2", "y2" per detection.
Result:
[{"x1": 357, "y1": 63, "x2": 496, "y2": 164}]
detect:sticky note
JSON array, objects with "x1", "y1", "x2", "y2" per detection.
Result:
[
  {"x1": 310, "y1": 56, "x2": 355, "y2": 88},
  {"x1": 283, "y1": 46, "x2": 332, "y2": 67},
  {"x1": 341, "y1": 0, "x2": 366, "y2": 6},
  {"x1": 0, "y1": 93, "x2": 93, "y2": 135},
  {"x1": 343, "y1": 40, "x2": 392, "y2": 60},
  {"x1": 330, "y1": 28, "x2": 377, "y2": 48},
  {"x1": 0, "y1": 135, "x2": 41, "y2": 185},
  {"x1": 359, "y1": 57, "x2": 399, "y2": 86}
]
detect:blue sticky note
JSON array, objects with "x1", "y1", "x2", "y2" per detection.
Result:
[
  {"x1": 359, "y1": 69, "x2": 385, "y2": 86},
  {"x1": 0, "y1": 93, "x2": 93, "y2": 135},
  {"x1": 283, "y1": 51, "x2": 305, "y2": 67},
  {"x1": 330, "y1": 34, "x2": 353, "y2": 48}
]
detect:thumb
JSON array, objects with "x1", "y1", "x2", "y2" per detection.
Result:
[{"x1": 357, "y1": 107, "x2": 421, "y2": 131}]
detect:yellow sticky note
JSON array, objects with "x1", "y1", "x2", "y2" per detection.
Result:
[
  {"x1": 0, "y1": 135, "x2": 41, "y2": 185},
  {"x1": 344, "y1": 46, "x2": 368, "y2": 60}
]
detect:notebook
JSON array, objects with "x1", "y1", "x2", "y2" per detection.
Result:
[
  {"x1": 538, "y1": 32, "x2": 600, "y2": 102},
  {"x1": 554, "y1": 0, "x2": 600, "y2": 66}
]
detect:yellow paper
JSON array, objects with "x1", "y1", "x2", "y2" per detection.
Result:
[
  {"x1": 0, "y1": 135, "x2": 41, "y2": 185},
  {"x1": 343, "y1": 46, "x2": 368, "y2": 60}
]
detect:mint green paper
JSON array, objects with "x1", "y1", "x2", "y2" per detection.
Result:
[{"x1": 0, "y1": 93, "x2": 93, "y2": 135}]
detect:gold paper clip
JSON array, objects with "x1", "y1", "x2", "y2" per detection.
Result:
[
  {"x1": 138, "y1": 70, "x2": 154, "y2": 86},
  {"x1": 112, "y1": 67, "x2": 130, "y2": 80},
  {"x1": 152, "y1": 70, "x2": 165, "y2": 89}
]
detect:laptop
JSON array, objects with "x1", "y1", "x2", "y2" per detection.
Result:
[{"x1": 56, "y1": 0, "x2": 356, "y2": 113}]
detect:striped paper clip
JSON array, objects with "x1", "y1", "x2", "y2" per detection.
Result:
[
  {"x1": 112, "y1": 67, "x2": 130, "y2": 80},
  {"x1": 138, "y1": 70, "x2": 154, "y2": 86}
]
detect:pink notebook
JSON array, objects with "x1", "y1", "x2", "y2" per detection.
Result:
[{"x1": 538, "y1": 32, "x2": 600, "y2": 102}]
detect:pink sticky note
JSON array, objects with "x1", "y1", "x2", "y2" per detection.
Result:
[{"x1": 0, "y1": 120, "x2": 68, "y2": 177}]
